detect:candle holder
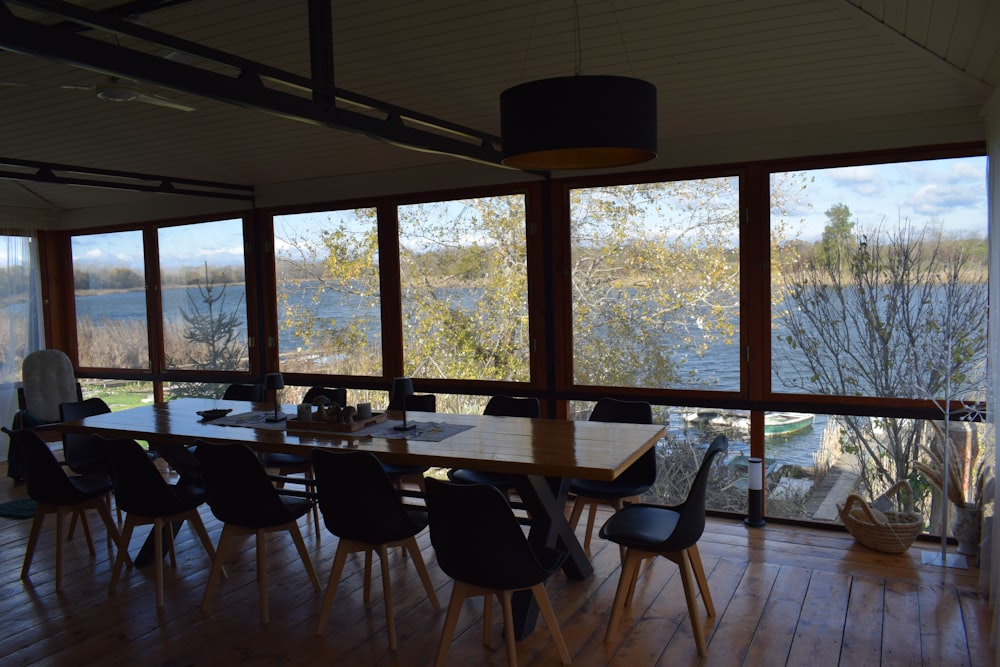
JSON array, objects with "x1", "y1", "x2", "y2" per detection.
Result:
[
  {"x1": 264, "y1": 372, "x2": 286, "y2": 422},
  {"x1": 391, "y1": 377, "x2": 416, "y2": 431},
  {"x1": 744, "y1": 456, "x2": 766, "y2": 528}
]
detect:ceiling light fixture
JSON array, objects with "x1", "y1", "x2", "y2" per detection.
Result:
[{"x1": 500, "y1": 2, "x2": 657, "y2": 170}]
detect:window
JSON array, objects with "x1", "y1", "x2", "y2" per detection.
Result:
[
  {"x1": 159, "y1": 219, "x2": 249, "y2": 372},
  {"x1": 398, "y1": 195, "x2": 530, "y2": 382},
  {"x1": 768, "y1": 156, "x2": 990, "y2": 529},
  {"x1": 569, "y1": 178, "x2": 740, "y2": 390},
  {"x1": 274, "y1": 208, "x2": 382, "y2": 376},
  {"x1": 72, "y1": 230, "x2": 149, "y2": 369}
]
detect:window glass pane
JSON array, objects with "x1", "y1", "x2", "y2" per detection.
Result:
[
  {"x1": 274, "y1": 209, "x2": 381, "y2": 375},
  {"x1": 770, "y1": 157, "x2": 989, "y2": 401},
  {"x1": 569, "y1": 178, "x2": 740, "y2": 390},
  {"x1": 0, "y1": 234, "x2": 38, "y2": 384},
  {"x1": 159, "y1": 219, "x2": 248, "y2": 372},
  {"x1": 769, "y1": 156, "x2": 991, "y2": 529},
  {"x1": 398, "y1": 196, "x2": 529, "y2": 382},
  {"x1": 72, "y1": 231, "x2": 149, "y2": 369},
  {"x1": 81, "y1": 379, "x2": 155, "y2": 411}
]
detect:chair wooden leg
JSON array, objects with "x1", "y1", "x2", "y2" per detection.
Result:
[
  {"x1": 67, "y1": 508, "x2": 78, "y2": 540},
  {"x1": 404, "y1": 537, "x2": 440, "y2": 610},
  {"x1": 483, "y1": 594, "x2": 493, "y2": 646},
  {"x1": 678, "y1": 548, "x2": 708, "y2": 656},
  {"x1": 201, "y1": 524, "x2": 234, "y2": 610},
  {"x1": 378, "y1": 545, "x2": 397, "y2": 651},
  {"x1": 306, "y1": 469, "x2": 320, "y2": 537},
  {"x1": 316, "y1": 543, "x2": 350, "y2": 634},
  {"x1": 605, "y1": 547, "x2": 644, "y2": 643},
  {"x1": 531, "y1": 582, "x2": 571, "y2": 665},
  {"x1": 93, "y1": 497, "x2": 131, "y2": 569},
  {"x1": 434, "y1": 582, "x2": 470, "y2": 667},
  {"x1": 186, "y1": 510, "x2": 217, "y2": 563},
  {"x1": 256, "y1": 530, "x2": 269, "y2": 624},
  {"x1": 78, "y1": 508, "x2": 96, "y2": 556},
  {"x1": 288, "y1": 520, "x2": 320, "y2": 591},
  {"x1": 110, "y1": 517, "x2": 137, "y2": 595},
  {"x1": 363, "y1": 549, "x2": 374, "y2": 606},
  {"x1": 500, "y1": 590, "x2": 518, "y2": 667},
  {"x1": 54, "y1": 507, "x2": 66, "y2": 592},
  {"x1": 687, "y1": 544, "x2": 714, "y2": 616},
  {"x1": 21, "y1": 510, "x2": 45, "y2": 580},
  {"x1": 153, "y1": 518, "x2": 165, "y2": 607},
  {"x1": 567, "y1": 496, "x2": 585, "y2": 531}
]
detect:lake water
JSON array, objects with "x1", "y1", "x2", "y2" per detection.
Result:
[{"x1": 73, "y1": 284, "x2": 829, "y2": 467}]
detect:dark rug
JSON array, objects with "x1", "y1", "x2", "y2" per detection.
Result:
[{"x1": 0, "y1": 498, "x2": 36, "y2": 520}]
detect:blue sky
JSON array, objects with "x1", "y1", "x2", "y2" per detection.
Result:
[
  {"x1": 17, "y1": 155, "x2": 988, "y2": 270},
  {"x1": 780, "y1": 156, "x2": 987, "y2": 241}
]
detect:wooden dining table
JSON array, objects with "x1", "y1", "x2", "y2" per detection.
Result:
[{"x1": 54, "y1": 397, "x2": 666, "y2": 638}]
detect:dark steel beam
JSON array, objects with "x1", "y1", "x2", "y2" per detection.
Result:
[
  {"x1": 0, "y1": 156, "x2": 255, "y2": 201},
  {"x1": 1, "y1": 0, "x2": 506, "y2": 167}
]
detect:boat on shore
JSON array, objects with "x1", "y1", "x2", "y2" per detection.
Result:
[{"x1": 683, "y1": 409, "x2": 814, "y2": 437}]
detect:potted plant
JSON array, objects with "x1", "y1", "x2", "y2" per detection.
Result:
[{"x1": 915, "y1": 417, "x2": 993, "y2": 556}]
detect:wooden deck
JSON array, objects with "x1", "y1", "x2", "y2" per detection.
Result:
[{"x1": 0, "y1": 464, "x2": 992, "y2": 666}]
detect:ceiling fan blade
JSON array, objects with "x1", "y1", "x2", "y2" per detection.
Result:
[{"x1": 134, "y1": 92, "x2": 196, "y2": 112}]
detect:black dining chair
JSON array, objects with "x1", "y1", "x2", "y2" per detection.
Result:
[
  {"x1": 447, "y1": 395, "x2": 540, "y2": 494},
  {"x1": 195, "y1": 441, "x2": 320, "y2": 624},
  {"x1": 382, "y1": 393, "x2": 437, "y2": 489},
  {"x1": 221, "y1": 382, "x2": 265, "y2": 402},
  {"x1": 103, "y1": 436, "x2": 216, "y2": 607},
  {"x1": 301, "y1": 385, "x2": 347, "y2": 407},
  {"x1": 424, "y1": 477, "x2": 572, "y2": 667},
  {"x1": 567, "y1": 398, "x2": 656, "y2": 551},
  {"x1": 58, "y1": 397, "x2": 112, "y2": 476},
  {"x1": 257, "y1": 386, "x2": 346, "y2": 535},
  {"x1": 600, "y1": 434, "x2": 728, "y2": 656},
  {"x1": 2, "y1": 426, "x2": 125, "y2": 592},
  {"x1": 312, "y1": 449, "x2": 440, "y2": 650}
]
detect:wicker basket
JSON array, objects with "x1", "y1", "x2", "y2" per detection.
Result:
[{"x1": 837, "y1": 480, "x2": 924, "y2": 554}]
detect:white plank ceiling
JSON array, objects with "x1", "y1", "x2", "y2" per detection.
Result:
[{"x1": 0, "y1": 0, "x2": 997, "y2": 227}]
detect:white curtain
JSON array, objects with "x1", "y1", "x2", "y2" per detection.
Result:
[
  {"x1": 0, "y1": 231, "x2": 44, "y2": 460},
  {"x1": 986, "y1": 97, "x2": 1000, "y2": 665}
]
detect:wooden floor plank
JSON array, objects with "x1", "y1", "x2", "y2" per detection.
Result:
[{"x1": 0, "y1": 466, "x2": 993, "y2": 666}]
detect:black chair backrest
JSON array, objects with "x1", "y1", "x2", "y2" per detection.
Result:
[
  {"x1": 483, "y1": 395, "x2": 540, "y2": 418},
  {"x1": 222, "y1": 383, "x2": 265, "y2": 402},
  {"x1": 664, "y1": 435, "x2": 728, "y2": 550},
  {"x1": 312, "y1": 449, "x2": 423, "y2": 543},
  {"x1": 2, "y1": 427, "x2": 89, "y2": 505},
  {"x1": 589, "y1": 398, "x2": 653, "y2": 425},
  {"x1": 388, "y1": 394, "x2": 436, "y2": 411},
  {"x1": 59, "y1": 397, "x2": 111, "y2": 473},
  {"x1": 302, "y1": 386, "x2": 347, "y2": 407},
  {"x1": 101, "y1": 436, "x2": 185, "y2": 516},
  {"x1": 589, "y1": 398, "x2": 655, "y2": 486},
  {"x1": 194, "y1": 441, "x2": 296, "y2": 528},
  {"x1": 425, "y1": 477, "x2": 566, "y2": 591}
]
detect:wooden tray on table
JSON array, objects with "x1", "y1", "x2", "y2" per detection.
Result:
[{"x1": 286, "y1": 411, "x2": 387, "y2": 434}]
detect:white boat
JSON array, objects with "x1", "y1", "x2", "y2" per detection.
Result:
[{"x1": 705, "y1": 410, "x2": 814, "y2": 437}]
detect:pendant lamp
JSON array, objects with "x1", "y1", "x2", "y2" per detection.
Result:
[{"x1": 500, "y1": 74, "x2": 657, "y2": 170}]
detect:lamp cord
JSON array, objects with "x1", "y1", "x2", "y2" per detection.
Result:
[{"x1": 573, "y1": 0, "x2": 583, "y2": 76}]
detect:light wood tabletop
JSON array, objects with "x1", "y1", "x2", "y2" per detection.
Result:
[{"x1": 56, "y1": 397, "x2": 666, "y2": 482}]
